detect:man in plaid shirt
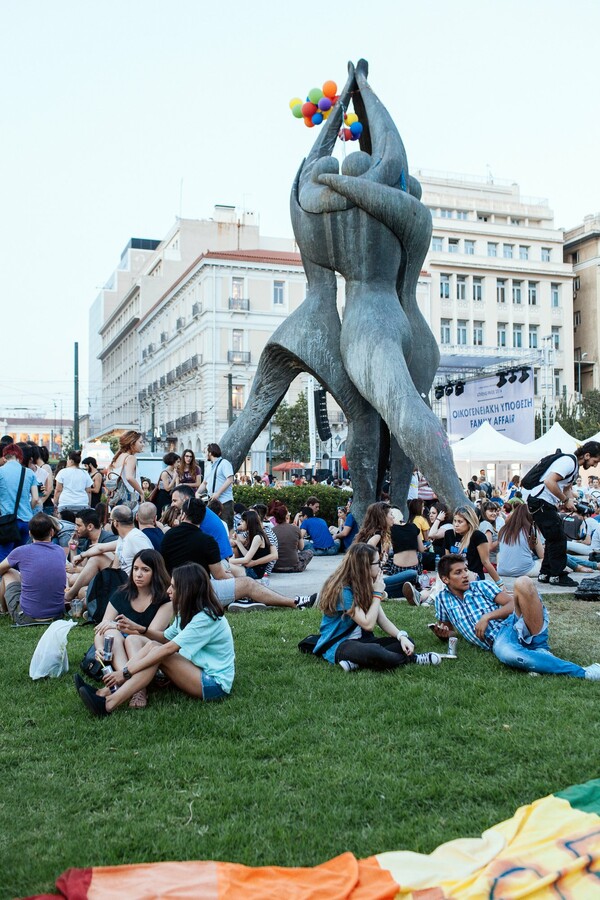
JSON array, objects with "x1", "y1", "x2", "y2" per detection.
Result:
[{"x1": 433, "y1": 555, "x2": 600, "y2": 680}]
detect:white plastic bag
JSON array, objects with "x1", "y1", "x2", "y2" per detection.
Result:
[{"x1": 29, "y1": 620, "x2": 78, "y2": 680}]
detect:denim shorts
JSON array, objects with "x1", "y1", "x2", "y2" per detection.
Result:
[{"x1": 201, "y1": 672, "x2": 228, "y2": 702}]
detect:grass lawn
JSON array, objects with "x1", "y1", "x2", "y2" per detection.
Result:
[{"x1": 2, "y1": 596, "x2": 600, "y2": 899}]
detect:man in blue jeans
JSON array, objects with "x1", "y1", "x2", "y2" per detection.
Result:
[
  {"x1": 299, "y1": 506, "x2": 340, "y2": 556},
  {"x1": 433, "y1": 555, "x2": 600, "y2": 680}
]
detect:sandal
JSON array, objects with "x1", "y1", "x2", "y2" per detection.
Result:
[{"x1": 128, "y1": 689, "x2": 147, "y2": 709}]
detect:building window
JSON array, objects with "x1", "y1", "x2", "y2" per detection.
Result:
[
  {"x1": 232, "y1": 384, "x2": 244, "y2": 411},
  {"x1": 551, "y1": 326, "x2": 560, "y2": 350},
  {"x1": 533, "y1": 368, "x2": 539, "y2": 394},
  {"x1": 512, "y1": 280, "x2": 522, "y2": 304},
  {"x1": 440, "y1": 319, "x2": 451, "y2": 344},
  {"x1": 503, "y1": 243, "x2": 514, "y2": 259},
  {"x1": 440, "y1": 274, "x2": 450, "y2": 299},
  {"x1": 457, "y1": 320, "x2": 467, "y2": 345},
  {"x1": 456, "y1": 275, "x2": 466, "y2": 300},
  {"x1": 571, "y1": 250, "x2": 579, "y2": 264},
  {"x1": 487, "y1": 242, "x2": 497, "y2": 257},
  {"x1": 551, "y1": 283, "x2": 561, "y2": 308},
  {"x1": 232, "y1": 329, "x2": 243, "y2": 352},
  {"x1": 574, "y1": 310, "x2": 581, "y2": 327},
  {"x1": 519, "y1": 245, "x2": 529, "y2": 260},
  {"x1": 554, "y1": 369, "x2": 561, "y2": 396},
  {"x1": 496, "y1": 278, "x2": 506, "y2": 303},
  {"x1": 472, "y1": 277, "x2": 483, "y2": 302},
  {"x1": 528, "y1": 281, "x2": 538, "y2": 305},
  {"x1": 497, "y1": 323, "x2": 507, "y2": 347},
  {"x1": 440, "y1": 208, "x2": 453, "y2": 218},
  {"x1": 464, "y1": 239, "x2": 475, "y2": 255},
  {"x1": 448, "y1": 238, "x2": 459, "y2": 254},
  {"x1": 510, "y1": 217, "x2": 522, "y2": 226},
  {"x1": 432, "y1": 236, "x2": 443, "y2": 252},
  {"x1": 457, "y1": 210, "x2": 468, "y2": 220},
  {"x1": 478, "y1": 214, "x2": 489, "y2": 222},
  {"x1": 529, "y1": 326, "x2": 538, "y2": 349},
  {"x1": 473, "y1": 321, "x2": 484, "y2": 345},
  {"x1": 513, "y1": 324, "x2": 522, "y2": 349},
  {"x1": 542, "y1": 247, "x2": 552, "y2": 262},
  {"x1": 231, "y1": 277, "x2": 244, "y2": 299},
  {"x1": 273, "y1": 280, "x2": 284, "y2": 305}
]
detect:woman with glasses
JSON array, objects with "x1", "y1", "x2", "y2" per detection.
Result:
[
  {"x1": 312, "y1": 542, "x2": 440, "y2": 672},
  {"x1": 175, "y1": 449, "x2": 202, "y2": 490}
]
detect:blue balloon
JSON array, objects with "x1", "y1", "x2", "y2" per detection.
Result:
[
  {"x1": 350, "y1": 121, "x2": 363, "y2": 137},
  {"x1": 312, "y1": 112, "x2": 324, "y2": 125}
]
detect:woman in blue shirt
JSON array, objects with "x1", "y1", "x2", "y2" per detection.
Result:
[
  {"x1": 313, "y1": 542, "x2": 440, "y2": 671},
  {"x1": 76, "y1": 562, "x2": 235, "y2": 716}
]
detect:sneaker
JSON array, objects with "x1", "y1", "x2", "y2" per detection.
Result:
[
  {"x1": 402, "y1": 582, "x2": 421, "y2": 606},
  {"x1": 339, "y1": 660, "x2": 359, "y2": 672},
  {"x1": 415, "y1": 652, "x2": 442, "y2": 666},
  {"x1": 228, "y1": 599, "x2": 269, "y2": 613},
  {"x1": 295, "y1": 593, "x2": 318, "y2": 609},
  {"x1": 537, "y1": 574, "x2": 549, "y2": 583},
  {"x1": 584, "y1": 663, "x2": 600, "y2": 681},
  {"x1": 548, "y1": 574, "x2": 578, "y2": 587}
]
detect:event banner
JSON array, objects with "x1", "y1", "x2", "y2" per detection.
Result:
[{"x1": 446, "y1": 371, "x2": 535, "y2": 442}]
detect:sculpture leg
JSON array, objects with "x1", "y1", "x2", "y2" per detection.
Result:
[{"x1": 389, "y1": 437, "x2": 414, "y2": 515}]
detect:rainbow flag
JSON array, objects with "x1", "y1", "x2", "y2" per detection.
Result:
[{"x1": 30, "y1": 778, "x2": 600, "y2": 899}]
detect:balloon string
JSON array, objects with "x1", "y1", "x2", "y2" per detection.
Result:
[{"x1": 339, "y1": 100, "x2": 347, "y2": 159}]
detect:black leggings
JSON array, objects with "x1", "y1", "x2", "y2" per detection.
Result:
[{"x1": 335, "y1": 635, "x2": 414, "y2": 670}]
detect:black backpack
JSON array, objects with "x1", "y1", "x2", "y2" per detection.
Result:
[
  {"x1": 521, "y1": 449, "x2": 577, "y2": 491},
  {"x1": 574, "y1": 576, "x2": 600, "y2": 602}
]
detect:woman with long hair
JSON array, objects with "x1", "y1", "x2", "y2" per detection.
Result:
[
  {"x1": 478, "y1": 500, "x2": 505, "y2": 565},
  {"x1": 230, "y1": 509, "x2": 277, "y2": 578},
  {"x1": 497, "y1": 504, "x2": 544, "y2": 578},
  {"x1": 105, "y1": 430, "x2": 145, "y2": 510},
  {"x1": 77, "y1": 562, "x2": 235, "y2": 716},
  {"x1": 407, "y1": 498, "x2": 430, "y2": 541},
  {"x1": 355, "y1": 501, "x2": 393, "y2": 556},
  {"x1": 427, "y1": 503, "x2": 453, "y2": 558},
  {"x1": 93, "y1": 549, "x2": 172, "y2": 708},
  {"x1": 444, "y1": 506, "x2": 501, "y2": 584},
  {"x1": 175, "y1": 449, "x2": 202, "y2": 490},
  {"x1": 272, "y1": 504, "x2": 314, "y2": 573},
  {"x1": 53, "y1": 451, "x2": 92, "y2": 513},
  {"x1": 313, "y1": 542, "x2": 440, "y2": 671},
  {"x1": 356, "y1": 502, "x2": 420, "y2": 597}
]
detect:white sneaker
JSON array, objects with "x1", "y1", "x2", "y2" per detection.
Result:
[
  {"x1": 415, "y1": 652, "x2": 441, "y2": 666},
  {"x1": 402, "y1": 582, "x2": 421, "y2": 606},
  {"x1": 339, "y1": 660, "x2": 359, "y2": 672},
  {"x1": 584, "y1": 663, "x2": 600, "y2": 681}
]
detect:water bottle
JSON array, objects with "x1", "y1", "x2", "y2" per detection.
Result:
[{"x1": 435, "y1": 554, "x2": 440, "y2": 570}]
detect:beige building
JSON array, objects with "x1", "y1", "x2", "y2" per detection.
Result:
[
  {"x1": 563, "y1": 215, "x2": 600, "y2": 395},
  {"x1": 417, "y1": 171, "x2": 575, "y2": 421}
]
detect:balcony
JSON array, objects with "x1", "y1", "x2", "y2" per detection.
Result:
[
  {"x1": 176, "y1": 316, "x2": 185, "y2": 331},
  {"x1": 166, "y1": 420, "x2": 176, "y2": 434},
  {"x1": 228, "y1": 297, "x2": 250, "y2": 311},
  {"x1": 227, "y1": 350, "x2": 251, "y2": 364},
  {"x1": 167, "y1": 369, "x2": 176, "y2": 384},
  {"x1": 175, "y1": 411, "x2": 200, "y2": 431},
  {"x1": 160, "y1": 331, "x2": 168, "y2": 344},
  {"x1": 192, "y1": 302, "x2": 201, "y2": 317},
  {"x1": 160, "y1": 375, "x2": 166, "y2": 388},
  {"x1": 138, "y1": 389, "x2": 147, "y2": 403}
]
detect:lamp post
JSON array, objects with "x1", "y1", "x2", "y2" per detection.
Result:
[{"x1": 578, "y1": 352, "x2": 588, "y2": 400}]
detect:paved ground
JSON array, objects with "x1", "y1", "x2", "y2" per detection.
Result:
[{"x1": 263, "y1": 555, "x2": 595, "y2": 603}]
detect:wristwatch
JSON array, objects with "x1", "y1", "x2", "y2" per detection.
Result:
[{"x1": 122, "y1": 666, "x2": 132, "y2": 680}]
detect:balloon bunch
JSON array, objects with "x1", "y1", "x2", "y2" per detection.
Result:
[{"x1": 289, "y1": 80, "x2": 363, "y2": 142}]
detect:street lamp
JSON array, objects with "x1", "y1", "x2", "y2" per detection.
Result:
[{"x1": 578, "y1": 352, "x2": 588, "y2": 399}]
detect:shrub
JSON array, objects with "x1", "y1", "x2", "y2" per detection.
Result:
[{"x1": 233, "y1": 484, "x2": 350, "y2": 525}]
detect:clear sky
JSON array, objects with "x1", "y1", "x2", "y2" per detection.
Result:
[{"x1": 2, "y1": 0, "x2": 599, "y2": 421}]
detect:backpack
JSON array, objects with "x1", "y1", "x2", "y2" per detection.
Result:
[
  {"x1": 558, "y1": 513, "x2": 584, "y2": 541},
  {"x1": 521, "y1": 450, "x2": 577, "y2": 491},
  {"x1": 574, "y1": 575, "x2": 600, "y2": 602},
  {"x1": 85, "y1": 568, "x2": 127, "y2": 624}
]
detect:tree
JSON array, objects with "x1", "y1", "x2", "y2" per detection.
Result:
[
  {"x1": 271, "y1": 392, "x2": 310, "y2": 461},
  {"x1": 535, "y1": 390, "x2": 600, "y2": 440}
]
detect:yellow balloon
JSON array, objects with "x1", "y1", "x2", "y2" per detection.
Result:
[
  {"x1": 289, "y1": 97, "x2": 303, "y2": 110},
  {"x1": 345, "y1": 112, "x2": 358, "y2": 125},
  {"x1": 322, "y1": 109, "x2": 331, "y2": 119}
]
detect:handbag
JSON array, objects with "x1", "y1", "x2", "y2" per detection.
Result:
[
  {"x1": 298, "y1": 621, "x2": 356, "y2": 656},
  {"x1": 0, "y1": 467, "x2": 26, "y2": 544},
  {"x1": 80, "y1": 643, "x2": 104, "y2": 681}
]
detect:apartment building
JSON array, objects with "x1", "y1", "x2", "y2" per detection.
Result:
[
  {"x1": 564, "y1": 214, "x2": 600, "y2": 395},
  {"x1": 417, "y1": 172, "x2": 574, "y2": 422}
]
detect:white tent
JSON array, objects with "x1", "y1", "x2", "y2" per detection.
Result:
[
  {"x1": 451, "y1": 421, "x2": 538, "y2": 463},
  {"x1": 525, "y1": 422, "x2": 580, "y2": 456}
]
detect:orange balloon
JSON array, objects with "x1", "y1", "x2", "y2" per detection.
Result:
[
  {"x1": 304, "y1": 117, "x2": 315, "y2": 128},
  {"x1": 322, "y1": 80, "x2": 337, "y2": 99}
]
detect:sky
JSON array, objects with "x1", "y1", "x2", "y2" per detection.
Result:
[{"x1": 2, "y1": 0, "x2": 600, "y2": 422}]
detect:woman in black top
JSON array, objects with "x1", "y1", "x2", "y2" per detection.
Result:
[
  {"x1": 230, "y1": 509, "x2": 277, "y2": 579},
  {"x1": 82, "y1": 457, "x2": 104, "y2": 508},
  {"x1": 443, "y1": 506, "x2": 501, "y2": 583},
  {"x1": 94, "y1": 549, "x2": 172, "y2": 708}
]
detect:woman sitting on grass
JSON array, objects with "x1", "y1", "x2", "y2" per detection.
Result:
[
  {"x1": 444, "y1": 506, "x2": 501, "y2": 584},
  {"x1": 313, "y1": 542, "x2": 440, "y2": 672},
  {"x1": 93, "y1": 549, "x2": 172, "y2": 709},
  {"x1": 230, "y1": 509, "x2": 277, "y2": 578},
  {"x1": 356, "y1": 502, "x2": 421, "y2": 597},
  {"x1": 76, "y1": 563, "x2": 235, "y2": 716}
]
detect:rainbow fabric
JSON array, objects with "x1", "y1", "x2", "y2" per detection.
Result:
[{"x1": 31, "y1": 779, "x2": 600, "y2": 899}]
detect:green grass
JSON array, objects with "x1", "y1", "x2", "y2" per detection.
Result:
[{"x1": 2, "y1": 596, "x2": 600, "y2": 898}]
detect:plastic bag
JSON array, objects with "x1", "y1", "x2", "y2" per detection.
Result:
[{"x1": 29, "y1": 620, "x2": 78, "y2": 680}]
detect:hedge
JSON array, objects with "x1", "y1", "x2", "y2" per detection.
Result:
[{"x1": 232, "y1": 484, "x2": 351, "y2": 526}]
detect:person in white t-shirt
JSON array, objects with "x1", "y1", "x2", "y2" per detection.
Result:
[
  {"x1": 526, "y1": 442, "x2": 600, "y2": 587},
  {"x1": 198, "y1": 443, "x2": 234, "y2": 530},
  {"x1": 53, "y1": 451, "x2": 92, "y2": 512}
]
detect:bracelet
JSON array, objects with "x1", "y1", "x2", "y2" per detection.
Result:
[
  {"x1": 372, "y1": 590, "x2": 384, "y2": 598},
  {"x1": 397, "y1": 630, "x2": 408, "y2": 639},
  {"x1": 496, "y1": 579, "x2": 504, "y2": 587}
]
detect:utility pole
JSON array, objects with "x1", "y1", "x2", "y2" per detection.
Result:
[
  {"x1": 73, "y1": 342, "x2": 80, "y2": 449},
  {"x1": 227, "y1": 373, "x2": 233, "y2": 426},
  {"x1": 151, "y1": 400, "x2": 156, "y2": 452}
]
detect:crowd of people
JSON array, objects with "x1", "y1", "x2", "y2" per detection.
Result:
[{"x1": 2, "y1": 432, "x2": 600, "y2": 719}]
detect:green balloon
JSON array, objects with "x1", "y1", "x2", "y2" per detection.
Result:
[
  {"x1": 292, "y1": 103, "x2": 303, "y2": 119},
  {"x1": 308, "y1": 87, "x2": 323, "y2": 104}
]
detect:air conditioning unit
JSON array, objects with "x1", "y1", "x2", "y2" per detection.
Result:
[
  {"x1": 176, "y1": 317, "x2": 185, "y2": 331},
  {"x1": 192, "y1": 302, "x2": 201, "y2": 317}
]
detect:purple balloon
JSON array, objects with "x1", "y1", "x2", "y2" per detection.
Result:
[
  {"x1": 318, "y1": 97, "x2": 332, "y2": 111},
  {"x1": 312, "y1": 112, "x2": 324, "y2": 125}
]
